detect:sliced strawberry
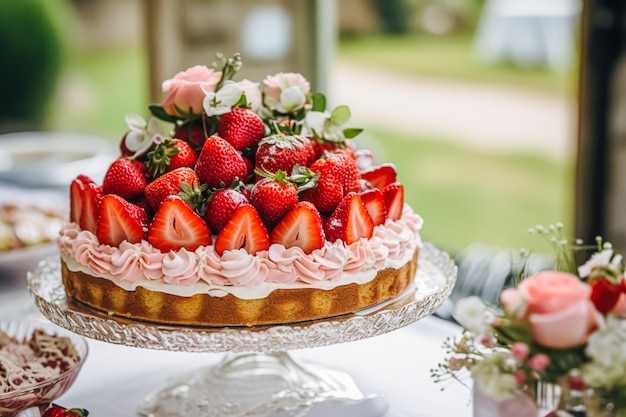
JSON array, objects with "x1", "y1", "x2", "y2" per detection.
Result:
[
  {"x1": 590, "y1": 276, "x2": 623, "y2": 314},
  {"x1": 325, "y1": 192, "x2": 374, "y2": 244},
  {"x1": 359, "y1": 188, "x2": 387, "y2": 226},
  {"x1": 383, "y1": 182, "x2": 404, "y2": 220},
  {"x1": 217, "y1": 107, "x2": 265, "y2": 151},
  {"x1": 270, "y1": 201, "x2": 325, "y2": 254},
  {"x1": 195, "y1": 135, "x2": 248, "y2": 188},
  {"x1": 361, "y1": 163, "x2": 397, "y2": 190},
  {"x1": 96, "y1": 194, "x2": 148, "y2": 247},
  {"x1": 214, "y1": 204, "x2": 270, "y2": 256},
  {"x1": 205, "y1": 187, "x2": 249, "y2": 235},
  {"x1": 148, "y1": 196, "x2": 211, "y2": 252},
  {"x1": 69, "y1": 175, "x2": 96, "y2": 224},
  {"x1": 249, "y1": 172, "x2": 299, "y2": 231},
  {"x1": 144, "y1": 167, "x2": 201, "y2": 211},
  {"x1": 102, "y1": 158, "x2": 148, "y2": 199},
  {"x1": 79, "y1": 181, "x2": 104, "y2": 234}
]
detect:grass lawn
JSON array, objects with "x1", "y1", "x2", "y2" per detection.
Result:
[
  {"x1": 338, "y1": 33, "x2": 578, "y2": 97},
  {"x1": 360, "y1": 127, "x2": 575, "y2": 256}
]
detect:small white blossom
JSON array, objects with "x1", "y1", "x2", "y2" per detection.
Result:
[
  {"x1": 578, "y1": 249, "x2": 614, "y2": 277},
  {"x1": 277, "y1": 86, "x2": 307, "y2": 113},
  {"x1": 124, "y1": 114, "x2": 162, "y2": 158},
  {"x1": 471, "y1": 352, "x2": 519, "y2": 401},
  {"x1": 454, "y1": 296, "x2": 495, "y2": 336},
  {"x1": 203, "y1": 81, "x2": 243, "y2": 116}
]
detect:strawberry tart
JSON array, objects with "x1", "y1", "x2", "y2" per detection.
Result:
[{"x1": 58, "y1": 53, "x2": 423, "y2": 326}]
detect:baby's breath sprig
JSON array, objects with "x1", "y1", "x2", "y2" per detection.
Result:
[{"x1": 527, "y1": 223, "x2": 579, "y2": 273}]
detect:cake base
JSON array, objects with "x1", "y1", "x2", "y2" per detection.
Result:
[{"x1": 60, "y1": 248, "x2": 419, "y2": 327}]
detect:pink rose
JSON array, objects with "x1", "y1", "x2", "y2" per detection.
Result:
[
  {"x1": 161, "y1": 65, "x2": 222, "y2": 117},
  {"x1": 501, "y1": 271, "x2": 600, "y2": 349}
]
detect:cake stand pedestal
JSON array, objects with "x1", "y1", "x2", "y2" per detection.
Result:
[{"x1": 28, "y1": 243, "x2": 457, "y2": 417}]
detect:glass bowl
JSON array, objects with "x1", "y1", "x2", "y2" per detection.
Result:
[{"x1": 0, "y1": 319, "x2": 88, "y2": 416}]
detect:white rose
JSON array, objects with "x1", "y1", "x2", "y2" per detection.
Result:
[{"x1": 454, "y1": 296, "x2": 495, "y2": 336}]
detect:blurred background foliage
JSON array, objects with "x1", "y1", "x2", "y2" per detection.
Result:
[{"x1": 2, "y1": 0, "x2": 576, "y2": 256}]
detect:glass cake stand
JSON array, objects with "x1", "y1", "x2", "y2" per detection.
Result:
[{"x1": 27, "y1": 243, "x2": 457, "y2": 417}]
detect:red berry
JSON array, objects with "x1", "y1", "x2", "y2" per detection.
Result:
[
  {"x1": 361, "y1": 163, "x2": 397, "y2": 190},
  {"x1": 214, "y1": 204, "x2": 270, "y2": 256},
  {"x1": 148, "y1": 196, "x2": 211, "y2": 252},
  {"x1": 144, "y1": 167, "x2": 201, "y2": 211},
  {"x1": 173, "y1": 119, "x2": 208, "y2": 149},
  {"x1": 217, "y1": 107, "x2": 265, "y2": 151},
  {"x1": 42, "y1": 405, "x2": 89, "y2": 417},
  {"x1": 325, "y1": 192, "x2": 374, "y2": 245},
  {"x1": 382, "y1": 182, "x2": 404, "y2": 221},
  {"x1": 299, "y1": 157, "x2": 344, "y2": 214},
  {"x1": 205, "y1": 187, "x2": 249, "y2": 235},
  {"x1": 146, "y1": 138, "x2": 197, "y2": 176},
  {"x1": 255, "y1": 134, "x2": 310, "y2": 178},
  {"x1": 360, "y1": 188, "x2": 387, "y2": 226},
  {"x1": 330, "y1": 149, "x2": 361, "y2": 195},
  {"x1": 96, "y1": 194, "x2": 148, "y2": 247},
  {"x1": 270, "y1": 201, "x2": 325, "y2": 254},
  {"x1": 102, "y1": 159, "x2": 148, "y2": 199},
  {"x1": 195, "y1": 135, "x2": 248, "y2": 188},
  {"x1": 249, "y1": 174, "x2": 299, "y2": 230},
  {"x1": 590, "y1": 276, "x2": 623, "y2": 314},
  {"x1": 70, "y1": 175, "x2": 103, "y2": 234}
]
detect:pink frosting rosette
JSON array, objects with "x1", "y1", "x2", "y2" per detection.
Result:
[
  {"x1": 161, "y1": 65, "x2": 222, "y2": 117},
  {"x1": 500, "y1": 271, "x2": 601, "y2": 349}
]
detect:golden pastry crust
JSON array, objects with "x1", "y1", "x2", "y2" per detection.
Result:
[{"x1": 61, "y1": 248, "x2": 419, "y2": 327}]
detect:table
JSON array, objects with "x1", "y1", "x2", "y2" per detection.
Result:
[{"x1": 0, "y1": 287, "x2": 471, "y2": 417}]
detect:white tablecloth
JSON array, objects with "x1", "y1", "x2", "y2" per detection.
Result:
[{"x1": 1, "y1": 288, "x2": 471, "y2": 417}]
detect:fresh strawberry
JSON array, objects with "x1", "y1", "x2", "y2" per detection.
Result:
[
  {"x1": 70, "y1": 175, "x2": 94, "y2": 223},
  {"x1": 173, "y1": 118, "x2": 208, "y2": 149},
  {"x1": 42, "y1": 404, "x2": 89, "y2": 417},
  {"x1": 96, "y1": 194, "x2": 148, "y2": 247},
  {"x1": 359, "y1": 188, "x2": 387, "y2": 226},
  {"x1": 325, "y1": 192, "x2": 374, "y2": 244},
  {"x1": 383, "y1": 182, "x2": 404, "y2": 220},
  {"x1": 270, "y1": 201, "x2": 325, "y2": 254},
  {"x1": 148, "y1": 196, "x2": 211, "y2": 252},
  {"x1": 249, "y1": 171, "x2": 299, "y2": 230},
  {"x1": 144, "y1": 167, "x2": 202, "y2": 211},
  {"x1": 590, "y1": 276, "x2": 623, "y2": 314},
  {"x1": 255, "y1": 134, "x2": 310, "y2": 178},
  {"x1": 299, "y1": 157, "x2": 344, "y2": 214},
  {"x1": 195, "y1": 135, "x2": 248, "y2": 188},
  {"x1": 102, "y1": 158, "x2": 148, "y2": 199},
  {"x1": 214, "y1": 204, "x2": 270, "y2": 255},
  {"x1": 361, "y1": 163, "x2": 397, "y2": 190},
  {"x1": 331, "y1": 149, "x2": 361, "y2": 194},
  {"x1": 205, "y1": 186, "x2": 249, "y2": 234},
  {"x1": 130, "y1": 194, "x2": 155, "y2": 219},
  {"x1": 146, "y1": 138, "x2": 197, "y2": 176},
  {"x1": 217, "y1": 107, "x2": 265, "y2": 151}
]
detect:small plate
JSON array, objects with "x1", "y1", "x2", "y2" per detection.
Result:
[{"x1": 0, "y1": 131, "x2": 116, "y2": 187}]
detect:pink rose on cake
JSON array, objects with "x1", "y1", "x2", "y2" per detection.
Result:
[
  {"x1": 500, "y1": 271, "x2": 601, "y2": 349},
  {"x1": 161, "y1": 65, "x2": 222, "y2": 117},
  {"x1": 262, "y1": 72, "x2": 310, "y2": 113}
]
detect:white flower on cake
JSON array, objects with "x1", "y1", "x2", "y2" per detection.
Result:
[
  {"x1": 261, "y1": 72, "x2": 310, "y2": 113},
  {"x1": 203, "y1": 81, "x2": 244, "y2": 117},
  {"x1": 123, "y1": 114, "x2": 163, "y2": 158}
]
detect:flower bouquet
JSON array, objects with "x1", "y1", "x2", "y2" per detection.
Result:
[{"x1": 432, "y1": 224, "x2": 626, "y2": 416}]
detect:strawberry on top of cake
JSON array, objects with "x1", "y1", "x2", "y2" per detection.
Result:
[{"x1": 58, "y1": 53, "x2": 422, "y2": 299}]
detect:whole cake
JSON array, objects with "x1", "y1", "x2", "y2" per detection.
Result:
[{"x1": 58, "y1": 53, "x2": 423, "y2": 326}]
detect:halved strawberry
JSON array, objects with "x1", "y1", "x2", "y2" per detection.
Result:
[
  {"x1": 70, "y1": 175, "x2": 103, "y2": 234},
  {"x1": 361, "y1": 163, "x2": 397, "y2": 190},
  {"x1": 195, "y1": 135, "x2": 248, "y2": 188},
  {"x1": 270, "y1": 201, "x2": 325, "y2": 254},
  {"x1": 102, "y1": 158, "x2": 148, "y2": 199},
  {"x1": 325, "y1": 192, "x2": 374, "y2": 244},
  {"x1": 359, "y1": 188, "x2": 387, "y2": 226},
  {"x1": 214, "y1": 204, "x2": 270, "y2": 256},
  {"x1": 217, "y1": 107, "x2": 265, "y2": 151},
  {"x1": 96, "y1": 194, "x2": 148, "y2": 247},
  {"x1": 148, "y1": 196, "x2": 211, "y2": 252},
  {"x1": 383, "y1": 182, "x2": 404, "y2": 221},
  {"x1": 144, "y1": 167, "x2": 202, "y2": 211},
  {"x1": 205, "y1": 187, "x2": 249, "y2": 235}
]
